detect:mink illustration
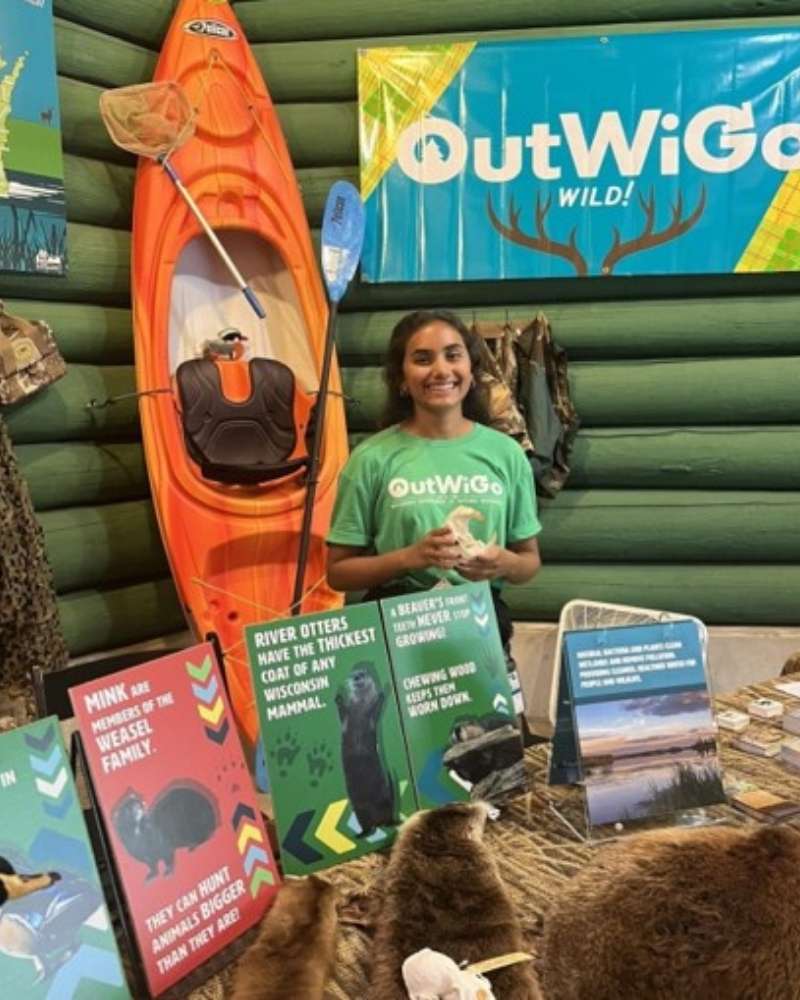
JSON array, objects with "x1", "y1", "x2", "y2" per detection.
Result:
[
  {"x1": 335, "y1": 663, "x2": 396, "y2": 836},
  {"x1": 111, "y1": 783, "x2": 218, "y2": 880}
]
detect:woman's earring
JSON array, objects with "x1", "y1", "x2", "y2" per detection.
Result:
[{"x1": 400, "y1": 384, "x2": 408, "y2": 396}]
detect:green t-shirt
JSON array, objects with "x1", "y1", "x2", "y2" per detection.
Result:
[{"x1": 327, "y1": 423, "x2": 541, "y2": 591}]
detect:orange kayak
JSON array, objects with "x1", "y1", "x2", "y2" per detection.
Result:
[{"x1": 131, "y1": 0, "x2": 348, "y2": 748}]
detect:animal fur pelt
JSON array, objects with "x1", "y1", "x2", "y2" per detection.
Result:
[
  {"x1": 539, "y1": 823, "x2": 800, "y2": 1000},
  {"x1": 370, "y1": 802, "x2": 541, "y2": 1000},
  {"x1": 229, "y1": 875, "x2": 338, "y2": 1000}
]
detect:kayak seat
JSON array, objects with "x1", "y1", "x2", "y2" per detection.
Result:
[{"x1": 176, "y1": 357, "x2": 315, "y2": 485}]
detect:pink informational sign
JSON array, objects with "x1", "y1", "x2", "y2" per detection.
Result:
[{"x1": 70, "y1": 643, "x2": 279, "y2": 995}]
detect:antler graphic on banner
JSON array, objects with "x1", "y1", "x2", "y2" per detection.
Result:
[
  {"x1": 487, "y1": 193, "x2": 589, "y2": 275},
  {"x1": 601, "y1": 186, "x2": 707, "y2": 275}
]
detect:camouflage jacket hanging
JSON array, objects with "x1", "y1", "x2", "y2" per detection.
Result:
[
  {"x1": 514, "y1": 312, "x2": 580, "y2": 499},
  {"x1": 470, "y1": 321, "x2": 532, "y2": 451},
  {"x1": 472, "y1": 314, "x2": 579, "y2": 498}
]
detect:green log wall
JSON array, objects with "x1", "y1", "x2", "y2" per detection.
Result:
[{"x1": 2, "y1": 0, "x2": 799, "y2": 662}]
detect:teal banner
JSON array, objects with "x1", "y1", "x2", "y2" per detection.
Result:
[{"x1": 359, "y1": 29, "x2": 800, "y2": 281}]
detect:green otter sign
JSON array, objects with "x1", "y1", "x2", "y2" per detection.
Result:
[
  {"x1": 246, "y1": 582, "x2": 526, "y2": 875},
  {"x1": 245, "y1": 603, "x2": 414, "y2": 876}
]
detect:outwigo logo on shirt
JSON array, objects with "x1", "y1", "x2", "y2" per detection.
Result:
[{"x1": 387, "y1": 474, "x2": 504, "y2": 499}]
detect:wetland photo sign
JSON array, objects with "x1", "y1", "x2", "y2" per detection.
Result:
[{"x1": 549, "y1": 619, "x2": 725, "y2": 830}]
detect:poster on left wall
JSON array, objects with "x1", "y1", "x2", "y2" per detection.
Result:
[
  {"x1": 0, "y1": 0, "x2": 66, "y2": 276},
  {"x1": 0, "y1": 718, "x2": 130, "y2": 998}
]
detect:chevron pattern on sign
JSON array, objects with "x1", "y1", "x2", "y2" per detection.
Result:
[
  {"x1": 236, "y1": 822, "x2": 263, "y2": 855},
  {"x1": 192, "y1": 674, "x2": 219, "y2": 703},
  {"x1": 243, "y1": 843, "x2": 269, "y2": 875},
  {"x1": 248, "y1": 867, "x2": 276, "y2": 897},
  {"x1": 185, "y1": 654, "x2": 213, "y2": 682},
  {"x1": 231, "y1": 801, "x2": 275, "y2": 898},
  {"x1": 470, "y1": 591, "x2": 491, "y2": 634},
  {"x1": 45, "y1": 943, "x2": 126, "y2": 998},
  {"x1": 27, "y1": 727, "x2": 73, "y2": 821},
  {"x1": 204, "y1": 719, "x2": 229, "y2": 744},
  {"x1": 198, "y1": 697, "x2": 225, "y2": 726},
  {"x1": 186, "y1": 656, "x2": 229, "y2": 744},
  {"x1": 283, "y1": 810, "x2": 323, "y2": 866},
  {"x1": 29, "y1": 744, "x2": 61, "y2": 775},
  {"x1": 314, "y1": 799, "x2": 356, "y2": 854},
  {"x1": 231, "y1": 803, "x2": 256, "y2": 829},
  {"x1": 24, "y1": 723, "x2": 56, "y2": 753}
]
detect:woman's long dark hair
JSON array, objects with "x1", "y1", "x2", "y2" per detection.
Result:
[{"x1": 381, "y1": 309, "x2": 491, "y2": 428}]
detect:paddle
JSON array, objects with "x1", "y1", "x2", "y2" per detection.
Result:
[{"x1": 291, "y1": 181, "x2": 365, "y2": 614}]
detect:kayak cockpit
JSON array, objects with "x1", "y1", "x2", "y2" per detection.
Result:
[{"x1": 169, "y1": 230, "x2": 321, "y2": 486}]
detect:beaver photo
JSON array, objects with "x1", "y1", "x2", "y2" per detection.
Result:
[
  {"x1": 111, "y1": 782, "x2": 219, "y2": 880},
  {"x1": 335, "y1": 662, "x2": 397, "y2": 836}
]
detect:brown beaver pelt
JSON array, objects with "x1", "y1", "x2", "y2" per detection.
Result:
[
  {"x1": 229, "y1": 875, "x2": 338, "y2": 1000},
  {"x1": 539, "y1": 823, "x2": 800, "y2": 1000},
  {"x1": 370, "y1": 801, "x2": 541, "y2": 999}
]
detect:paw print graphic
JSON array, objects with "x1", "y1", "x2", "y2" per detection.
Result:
[
  {"x1": 271, "y1": 731, "x2": 301, "y2": 777},
  {"x1": 306, "y1": 742, "x2": 334, "y2": 788}
]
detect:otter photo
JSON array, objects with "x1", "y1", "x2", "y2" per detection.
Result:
[{"x1": 336, "y1": 662, "x2": 398, "y2": 836}]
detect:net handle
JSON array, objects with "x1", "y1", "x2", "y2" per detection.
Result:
[{"x1": 160, "y1": 158, "x2": 265, "y2": 320}]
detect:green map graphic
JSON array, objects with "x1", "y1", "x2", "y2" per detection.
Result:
[{"x1": 0, "y1": 47, "x2": 26, "y2": 197}]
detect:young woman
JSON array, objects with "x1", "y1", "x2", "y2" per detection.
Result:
[{"x1": 326, "y1": 310, "x2": 542, "y2": 724}]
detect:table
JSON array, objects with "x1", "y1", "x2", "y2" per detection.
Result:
[{"x1": 189, "y1": 676, "x2": 800, "y2": 999}]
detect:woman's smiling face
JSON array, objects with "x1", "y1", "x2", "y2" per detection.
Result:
[{"x1": 400, "y1": 320, "x2": 472, "y2": 415}]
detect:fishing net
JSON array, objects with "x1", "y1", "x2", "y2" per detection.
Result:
[{"x1": 99, "y1": 81, "x2": 195, "y2": 159}]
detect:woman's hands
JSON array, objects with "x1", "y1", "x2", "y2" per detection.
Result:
[
  {"x1": 407, "y1": 526, "x2": 462, "y2": 571},
  {"x1": 410, "y1": 532, "x2": 541, "y2": 585},
  {"x1": 455, "y1": 544, "x2": 509, "y2": 582},
  {"x1": 458, "y1": 537, "x2": 541, "y2": 585},
  {"x1": 326, "y1": 534, "x2": 540, "y2": 593}
]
